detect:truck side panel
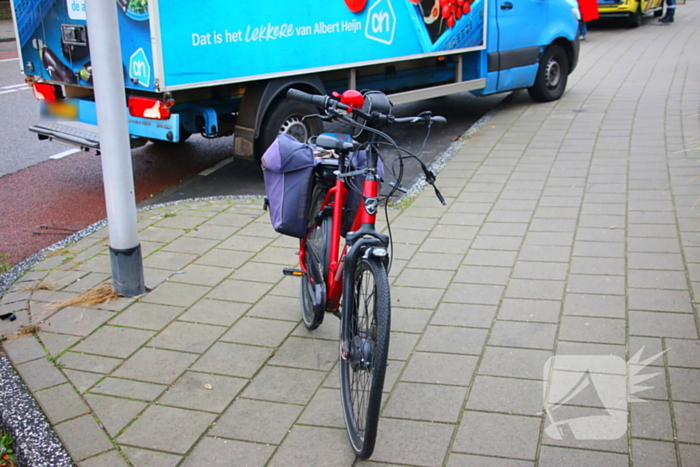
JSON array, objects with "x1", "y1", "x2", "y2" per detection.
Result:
[{"x1": 156, "y1": 0, "x2": 486, "y2": 90}]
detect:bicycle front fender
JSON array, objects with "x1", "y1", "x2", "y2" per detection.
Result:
[{"x1": 341, "y1": 237, "x2": 389, "y2": 339}]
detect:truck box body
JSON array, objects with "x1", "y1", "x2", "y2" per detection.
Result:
[
  {"x1": 14, "y1": 0, "x2": 487, "y2": 90},
  {"x1": 10, "y1": 0, "x2": 579, "y2": 156}
]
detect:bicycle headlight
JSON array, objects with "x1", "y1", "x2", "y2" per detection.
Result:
[{"x1": 353, "y1": 90, "x2": 393, "y2": 137}]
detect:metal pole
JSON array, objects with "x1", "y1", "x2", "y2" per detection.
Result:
[{"x1": 85, "y1": 0, "x2": 145, "y2": 296}]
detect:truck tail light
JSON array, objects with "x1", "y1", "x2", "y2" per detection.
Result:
[
  {"x1": 128, "y1": 96, "x2": 172, "y2": 120},
  {"x1": 32, "y1": 82, "x2": 61, "y2": 101}
]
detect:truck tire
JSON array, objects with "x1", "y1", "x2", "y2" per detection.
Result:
[
  {"x1": 527, "y1": 44, "x2": 569, "y2": 103},
  {"x1": 257, "y1": 99, "x2": 323, "y2": 160}
]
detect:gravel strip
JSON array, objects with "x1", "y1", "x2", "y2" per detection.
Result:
[{"x1": 0, "y1": 356, "x2": 74, "y2": 467}]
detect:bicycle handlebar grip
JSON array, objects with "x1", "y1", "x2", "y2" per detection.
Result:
[
  {"x1": 431, "y1": 116, "x2": 447, "y2": 126},
  {"x1": 287, "y1": 88, "x2": 328, "y2": 109}
]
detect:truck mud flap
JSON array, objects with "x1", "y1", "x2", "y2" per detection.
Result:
[{"x1": 29, "y1": 123, "x2": 147, "y2": 154}]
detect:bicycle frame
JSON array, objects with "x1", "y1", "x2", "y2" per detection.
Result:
[{"x1": 298, "y1": 144, "x2": 387, "y2": 312}]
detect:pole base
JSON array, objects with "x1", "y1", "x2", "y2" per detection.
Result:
[{"x1": 109, "y1": 245, "x2": 146, "y2": 297}]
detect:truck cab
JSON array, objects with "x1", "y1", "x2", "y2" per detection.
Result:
[{"x1": 482, "y1": 0, "x2": 579, "y2": 96}]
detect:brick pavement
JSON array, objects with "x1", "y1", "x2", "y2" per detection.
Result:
[{"x1": 1, "y1": 4, "x2": 700, "y2": 466}]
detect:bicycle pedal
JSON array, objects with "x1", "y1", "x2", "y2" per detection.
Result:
[{"x1": 283, "y1": 268, "x2": 306, "y2": 277}]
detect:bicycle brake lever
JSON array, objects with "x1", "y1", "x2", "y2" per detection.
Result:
[
  {"x1": 422, "y1": 166, "x2": 436, "y2": 185},
  {"x1": 433, "y1": 185, "x2": 446, "y2": 205},
  {"x1": 422, "y1": 167, "x2": 446, "y2": 205},
  {"x1": 302, "y1": 113, "x2": 332, "y2": 122}
]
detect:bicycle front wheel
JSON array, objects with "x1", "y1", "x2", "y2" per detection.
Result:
[{"x1": 340, "y1": 256, "x2": 390, "y2": 459}]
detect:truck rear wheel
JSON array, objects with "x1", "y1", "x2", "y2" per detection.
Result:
[
  {"x1": 527, "y1": 44, "x2": 569, "y2": 103},
  {"x1": 257, "y1": 99, "x2": 323, "y2": 161}
]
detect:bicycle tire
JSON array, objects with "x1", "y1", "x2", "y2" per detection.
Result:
[
  {"x1": 301, "y1": 214, "x2": 331, "y2": 330},
  {"x1": 340, "y1": 256, "x2": 390, "y2": 459}
]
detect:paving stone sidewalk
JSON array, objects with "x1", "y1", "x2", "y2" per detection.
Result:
[{"x1": 2, "y1": 4, "x2": 700, "y2": 466}]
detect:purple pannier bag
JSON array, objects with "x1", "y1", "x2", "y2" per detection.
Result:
[{"x1": 262, "y1": 134, "x2": 316, "y2": 238}]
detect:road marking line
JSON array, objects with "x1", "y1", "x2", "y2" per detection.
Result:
[
  {"x1": 0, "y1": 58, "x2": 19, "y2": 63},
  {"x1": 1, "y1": 83, "x2": 27, "y2": 90},
  {"x1": 49, "y1": 148, "x2": 81, "y2": 160},
  {"x1": 199, "y1": 156, "x2": 235, "y2": 176},
  {"x1": 0, "y1": 87, "x2": 29, "y2": 95}
]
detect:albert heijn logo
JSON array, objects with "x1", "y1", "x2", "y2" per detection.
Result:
[
  {"x1": 365, "y1": 0, "x2": 396, "y2": 45},
  {"x1": 129, "y1": 48, "x2": 151, "y2": 88}
]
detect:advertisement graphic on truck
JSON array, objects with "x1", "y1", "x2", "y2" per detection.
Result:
[{"x1": 159, "y1": 0, "x2": 485, "y2": 88}]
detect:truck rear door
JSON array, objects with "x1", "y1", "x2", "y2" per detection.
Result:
[{"x1": 491, "y1": 0, "x2": 549, "y2": 91}]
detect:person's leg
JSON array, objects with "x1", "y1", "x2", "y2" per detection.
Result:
[
  {"x1": 660, "y1": 0, "x2": 676, "y2": 22},
  {"x1": 667, "y1": 0, "x2": 676, "y2": 20},
  {"x1": 579, "y1": 21, "x2": 587, "y2": 39}
]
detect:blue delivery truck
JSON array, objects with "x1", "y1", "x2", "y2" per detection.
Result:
[{"x1": 10, "y1": 0, "x2": 579, "y2": 160}]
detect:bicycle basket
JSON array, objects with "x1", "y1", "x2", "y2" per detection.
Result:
[{"x1": 262, "y1": 134, "x2": 316, "y2": 238}]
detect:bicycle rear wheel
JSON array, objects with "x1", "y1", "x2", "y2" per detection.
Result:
[
  {"x1": 340, "y1": 256, "x2": 390, "y2": 459},
  {"x1": 301, "y1": 214, "x2": 331, "y2": 330}
]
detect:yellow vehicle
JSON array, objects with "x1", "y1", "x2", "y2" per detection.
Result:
[{"x1": 598, "y1": 0, "x2": 665, "y2": 27}]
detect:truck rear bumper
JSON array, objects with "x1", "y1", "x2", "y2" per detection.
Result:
[
  {"x1": 29, "y1": 122, "x2": 147, "y2": 154},
  {"x1": 40, "y1": 99, "x2": 186, "y2": 143}
]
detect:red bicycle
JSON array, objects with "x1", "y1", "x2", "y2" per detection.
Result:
[{"x1": 274, "y1": 88, "x2": 445, "y2": 458}]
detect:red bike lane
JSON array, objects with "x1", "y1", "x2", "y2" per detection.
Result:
[{"x1": 0, "y1": 143, "x2": 233, "y2": 267}]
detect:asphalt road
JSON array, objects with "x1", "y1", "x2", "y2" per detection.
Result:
[{"x1": 0, "y1": 41, "x2": 63, "y2": 177}]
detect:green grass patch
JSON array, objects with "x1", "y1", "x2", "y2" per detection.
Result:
[
  {"x1": 0, "y1": 429, "x2": 16, "y2": 466},
  {"x1": 0, "y1": 254, "x2": 11, "y2": 274}
]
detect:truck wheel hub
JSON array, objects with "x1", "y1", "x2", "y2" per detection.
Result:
[
  {"x1": 280, "y1": 116, "x2": 308, "y2": 142},
  {"x1": 545, "y1": 59, "x2": 561, "y2": 89}
]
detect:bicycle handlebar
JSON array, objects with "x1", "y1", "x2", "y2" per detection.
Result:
[
  {"x1": 287, "y1": 88, "x2": 447, "y2": 206},
  {"x1": 286, "y1": 88, "x2": 446, "y2": 127},
  {"x1": 286, "y1": 88, "x2": 330, "y2": 109}
]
